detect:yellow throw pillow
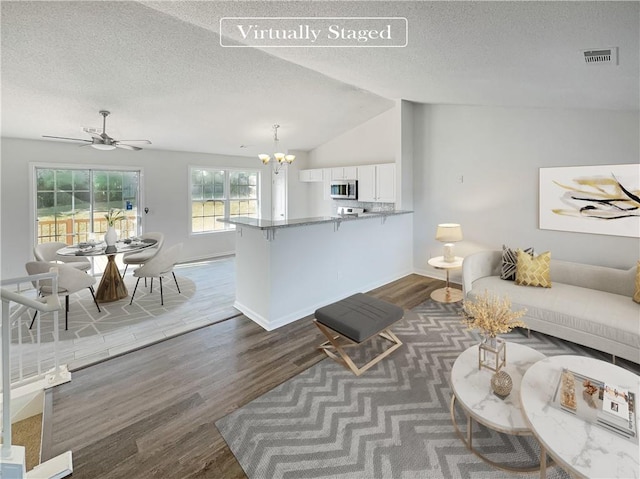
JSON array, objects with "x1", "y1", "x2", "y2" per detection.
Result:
[
  {"x1": 515, "y1": 250, "x2": 552, "y2": 288},
  {"x1": 634, "y1": 261, "x2": 640, "y2": 304}
]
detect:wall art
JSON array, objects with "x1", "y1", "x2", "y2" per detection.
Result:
[{"x1": 539, "y1": 164, "x2": 639, "y2": 237}]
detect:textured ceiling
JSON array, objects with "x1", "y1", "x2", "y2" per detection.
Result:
[{"x1": 2, "y1": 1, "x2": 638, "y2": 156}]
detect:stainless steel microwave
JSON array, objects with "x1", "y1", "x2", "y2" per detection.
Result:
[{"x1": 330, "y1": 180, "x2": 357, "y2": 199}]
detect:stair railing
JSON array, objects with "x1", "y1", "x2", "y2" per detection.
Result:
[{"x1": 1, "y1": 269, "x2": 62, "y2": 456}]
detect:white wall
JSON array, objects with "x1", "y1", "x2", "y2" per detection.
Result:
[
  {"x1": 285, "y1": 150, "x2": 310, "y2": 220},
  {"x1": 413, "y1": 104, "x2": 640, "y2": 283},
  {"x1": 292, "y1": 107, "x2": 397, "y2": 217},
  {"x1": 0, "y1": 138, "x2": 267, "y2": 279},
  {"x1": 307, "y1": 107, "x2": 395, "y2": 168}
]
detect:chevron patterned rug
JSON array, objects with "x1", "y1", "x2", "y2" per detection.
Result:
[{"x1": 216, "y1": 300, "x2": 639, "y2": 479}]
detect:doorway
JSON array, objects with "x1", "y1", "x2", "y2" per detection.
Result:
[{"x1": 272, "y1": 169, "x2": 287, "y2": 221}]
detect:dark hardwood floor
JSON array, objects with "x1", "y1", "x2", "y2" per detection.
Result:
[{"x1": 47, "y1": 274, "x2": 448, "y2": 478}]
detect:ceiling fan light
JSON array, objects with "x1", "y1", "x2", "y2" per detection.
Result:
[
  {"x1": 91, "y1": 143, "x2": 116, "y2": 151},
  {"x1": 258, "y1": 154, "x2": 271, "y2": 164}
]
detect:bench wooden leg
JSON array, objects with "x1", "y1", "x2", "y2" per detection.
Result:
[{"x1": 314, "y1": 320, "x2": 403, "y2": 376}]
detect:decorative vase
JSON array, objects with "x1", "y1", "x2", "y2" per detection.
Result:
[
  {"x1": 478, "y1": 335, "x2": 506, "y2": 372},
  {"x1": 104, "y1": 226, "x2": 117, "y2": 246}
]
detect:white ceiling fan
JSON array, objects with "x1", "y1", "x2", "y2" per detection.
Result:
[{"x1": 43, "y1": 110, "x2": 151, "y2": 151}]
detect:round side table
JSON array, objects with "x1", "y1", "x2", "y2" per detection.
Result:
[{"x1": 428, "y1": 255, "x2": 463, "y2": 303}]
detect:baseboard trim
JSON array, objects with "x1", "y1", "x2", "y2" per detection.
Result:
[{"x1": 177, "y1": 251, "x2": 235, "y2": 265}]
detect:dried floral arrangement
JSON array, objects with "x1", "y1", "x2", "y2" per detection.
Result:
[
  {"x1": 104, "y1": 208, "x2": 125, "y2": 227},
  {"x1": 461, "y1": 291, "x2": 527, "y2": 338}
]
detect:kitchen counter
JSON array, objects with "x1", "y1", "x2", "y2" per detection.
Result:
[
  {"x1": 219, "y1": 210, "x2": 412, "y2": 230},
  {"x1": 225, "y1": 210, "x2": 413, "y2": 331}
]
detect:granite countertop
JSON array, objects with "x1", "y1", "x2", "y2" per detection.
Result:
[{"x1": 218, "y1": 210, "x2": 412, "y2": 230}]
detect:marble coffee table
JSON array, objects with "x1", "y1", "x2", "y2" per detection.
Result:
[
  {"x1": 450, "y1": 342, "x2": 547, "y2": 471},
  {"x1": 521, "y1": 355, "x2": 640, "y2": 479}
]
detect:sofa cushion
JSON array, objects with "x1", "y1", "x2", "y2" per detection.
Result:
[
  {"x1": 469, "y1": 276, "x2": 640, "y2": 351},
  {"x1": 516, "y1": 250, "x2": 551, "y2": 288},
  {"x1": 550, "y1": 260, "x2": 636, "y2": 297},
  {"x1": 500, "y1": 244, "x2": 534, "y2": 281}
]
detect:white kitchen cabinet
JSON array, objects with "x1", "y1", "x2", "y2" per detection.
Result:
[
  {"x1": 299, "y1": 169, "x2": 324, "y2": 182},
  {"x1": 330, "y1": 166, "x2": 357, "y2": 180},
  {"x1": 356, "y1": 165, "x2": 376, "y2": 202},
  {"x1": 375, "y1": 163, "x2": 396, "y2": 202},
  {"x1": 356, "y1": 163, "x2": 395, "y2": 203}
]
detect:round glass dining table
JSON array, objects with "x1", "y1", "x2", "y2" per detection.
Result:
[{"x1": 57, "y1": 239, "x2": 157, "y2": 302}]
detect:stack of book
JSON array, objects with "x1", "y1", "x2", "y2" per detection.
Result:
[
  {"x1": 553, "y1": 368, "x2": 636, "y2": 442},
  {"x1": 597, "y1": 383, "x2": 636, "y2": 439}
]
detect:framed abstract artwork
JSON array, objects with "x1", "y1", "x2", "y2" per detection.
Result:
[{"x1": 539, "y1": 164, "x2": 640, "y2": 238}]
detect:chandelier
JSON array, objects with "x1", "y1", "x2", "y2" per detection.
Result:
[{"x1": 258, "y1": 124, "x2": 295, "y2": 175}]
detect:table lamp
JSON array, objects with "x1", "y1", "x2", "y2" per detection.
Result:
[{"x1": 436, "y1": 223, "x2": 463, "y2": 262}]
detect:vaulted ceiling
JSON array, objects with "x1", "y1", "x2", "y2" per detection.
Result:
[{"x1": 2, "y1": 1, "x2": 638, "y2": 157}]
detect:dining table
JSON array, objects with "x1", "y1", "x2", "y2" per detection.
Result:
[{"x1": 57, "y1": 238, "x2": 157, "y2": 302}]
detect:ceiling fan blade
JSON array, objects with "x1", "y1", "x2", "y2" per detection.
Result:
[
  {"x1": 42, "y1": 135, "x2": 92, "y2": 143},
  {"x1": 116, "y1": 139, "x2": 152, "y2": 145},
  {"x1": 88, "y1": 132, "x2": 104, "y2": 140},
  {"x1": 115, "y1": 143, "x2": 142, "y2": 151}
]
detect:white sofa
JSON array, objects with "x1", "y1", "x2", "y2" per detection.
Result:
[{"x1": 462, "y1": 250, "x2": 640, "y2": 364}]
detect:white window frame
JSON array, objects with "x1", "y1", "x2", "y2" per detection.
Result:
[
  {"x1": 30, "y1": 162, "x2": 145, "y2": 246},
  {"x1": 188, "y1": 166, "x2": 260, "y2": 235}
]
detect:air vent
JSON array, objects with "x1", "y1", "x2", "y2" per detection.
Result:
[
  {"x1": 82, "y1": 127, "x2": 101, "y2": 134},
  {"x1": 582, "y1": 47, "x2": 617, "y2": 65}
]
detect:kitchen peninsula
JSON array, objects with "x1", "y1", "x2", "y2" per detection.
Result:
[{"x1": 221, "y1": 211, "x2": 413, "y2": 330}]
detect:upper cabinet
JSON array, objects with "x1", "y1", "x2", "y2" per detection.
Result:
[
  {"x1": 375, "y1": 163, "x2": 396, "y2": 203},
  {"x1": 357, "y1": 163, "x2": 395, "y2": 203},
  {"x1": 299, "y1": 169, "x2": 324, "y2": 182},
  {"x1": 330, "y1": 166, "x2": 357, "y2": 181}
]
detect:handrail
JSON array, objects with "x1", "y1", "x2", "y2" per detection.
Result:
[
  {"x1": 1, "y1": 289, "x2": 61, "y2": 312},
  {"x1": 1, "y1": 271, "x2": 60, "y2": 287},
  {"x1": 1, "y1": 270, "x2": 61, "y2": 457}
]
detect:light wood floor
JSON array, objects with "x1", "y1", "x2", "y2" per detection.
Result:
[{"x1": 47, "y1": 273, "x2": 448, "y2": 478}]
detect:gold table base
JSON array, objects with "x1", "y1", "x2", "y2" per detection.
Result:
[
  {"x1": 431, "y1": 287, "x2": 463, "y2": 303},
  {"x1": 96, "y1": 255, "x2": 128, "y2": 302},
  {"x1": 450, "y1": 395, "x2": 552, "y2": 473}
]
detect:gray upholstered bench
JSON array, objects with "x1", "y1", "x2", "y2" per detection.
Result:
[{"x1": 313, "y1": 293, "x2": 405, "y2": 376}]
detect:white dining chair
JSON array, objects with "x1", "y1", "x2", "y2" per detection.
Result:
[
  {"x1": 129, "y1": 243, "x2": 182, "y2": 306},
  {"x1": 34, "y1": 241, "x2": 91, "y2": 272},
  {"x1": 26, "y1": 261, "x2": 101, "y2": 330},
  {"x1": 122, "y1": 232, "x2": 165, "y2": 277}
]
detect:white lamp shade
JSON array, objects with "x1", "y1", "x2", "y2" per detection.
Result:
[
  {"x1": 259, "y1": 154, "x2": 271, "y2": 165},
  {"x1": 435, "y1": 223, "x2": 463, "y2": 242}
]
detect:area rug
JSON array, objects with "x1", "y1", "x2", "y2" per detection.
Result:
[
  {"x1": 10, "y1": 275, "x2": 196, "y2": 343},
  {"x1": 216, "y1": 300, "x2": 638, "y2": 479}
]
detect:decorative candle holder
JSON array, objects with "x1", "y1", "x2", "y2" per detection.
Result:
[{"x1": 478, "y1": 337, "x2": 506, "y2": 372}]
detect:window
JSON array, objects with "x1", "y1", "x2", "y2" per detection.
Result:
[
  {"x1": 190, "y1": 168, "x2": 259, "y2": 233},
  {"x1": 35, "y1": 167, "x2": 140, "y2": 244}
]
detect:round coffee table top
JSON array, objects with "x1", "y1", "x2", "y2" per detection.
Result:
[
  {"x1": 521, "y1": 355, "x2": 640, "y2": 479},
  {"x1": 451, "y1": 342, "x2": 546, "y2": 435}
]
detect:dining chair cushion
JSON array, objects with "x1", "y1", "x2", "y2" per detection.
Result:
[
  {"x1": 26, "y1": 261, "x2": 96, "y2": 294},
  {"x1": 35, "y1": 241, "x2": 91, "y2": 271},
  {"x1": 123, "y1": 232, "x2": 165, "y2": 265},
  {"x1": 133, "y1": 243, "x2": 182, "y2": 278}
]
